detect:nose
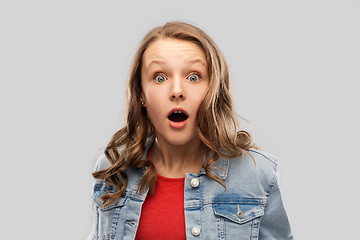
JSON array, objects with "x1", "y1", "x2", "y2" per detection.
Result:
[
  {"x1": 170, "y1": 92, "x2": 184, "y2": 101},
  {"x1": 169, "y1": 76, "x2": 185, "y2": 101}
]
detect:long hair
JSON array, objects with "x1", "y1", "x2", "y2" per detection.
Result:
[{"x1": 93, "y1": 21, "x2": 256, "y2": 208}]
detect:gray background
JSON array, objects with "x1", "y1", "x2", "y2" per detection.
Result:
[{"x1": 1, "y1": 0, "x2": 359, "y2": 239}]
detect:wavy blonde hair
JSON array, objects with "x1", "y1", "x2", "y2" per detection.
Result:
[{"x1": 93, "y1": 21, "x2": 256, "y2": 207}]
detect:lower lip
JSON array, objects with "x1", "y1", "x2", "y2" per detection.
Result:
[{"x1": 168, "y1": 119, "x2": 188, "y2": 128}]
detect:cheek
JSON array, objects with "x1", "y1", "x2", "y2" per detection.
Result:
[
  {"x1": 147, "y1": 105, "x2": 162, "y2": 123},
  {"x1": 144, "y1": 90, "x2": 166, "y2": 123},
  {"x1": 190, "y1": 87, "x2": 208, "y2": 110}
]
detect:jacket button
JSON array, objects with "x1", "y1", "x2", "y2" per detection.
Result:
[
  {"x1": 237, "y1": 205, "x2": 244, "y2": 218},
  {"x1": 237, "y1": 210, "x2": 244, "y2": 218},
  {"x1": 190, "y1": 178, "x2": 199, "y2": 188},
  {"x1": 191, "y1": 226, "x2": 201, "y2": 236}
]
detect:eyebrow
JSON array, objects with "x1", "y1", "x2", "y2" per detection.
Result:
[
  {"x1": 146, "y1": 59, "x2": 165, "y2": 68},
  {"x1": 146, "y1": 58, "x2": 207, "y2": 69},
  {"x1": 185, "y1": 58, "x2": 207, "y2": 68}
]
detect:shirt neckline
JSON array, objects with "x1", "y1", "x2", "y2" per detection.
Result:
[{"x1": 157, "y1": 174, "x2": 185, "y2": 181}]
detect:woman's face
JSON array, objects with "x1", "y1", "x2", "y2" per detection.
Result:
[{"x1": 141, "y1": 38, "x2": 209, "y2": 147}]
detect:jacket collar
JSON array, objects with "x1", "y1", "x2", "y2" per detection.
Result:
[
  {"x1": 198, "y1": 152, "x2": 229, "y2": 179},
  {"x1": 140, "y1": 135, "x2": 156, "y2": 160},
  {"x1": 141, "y1": 135, "x2": 229, "y2": 180}
]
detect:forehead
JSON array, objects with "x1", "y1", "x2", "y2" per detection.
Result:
[{"x1": 142, "y1": 38, "x2": 207, "y2": 68}]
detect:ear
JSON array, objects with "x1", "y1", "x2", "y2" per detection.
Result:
[{"x1": 140, "y1": 92, "x2": 146, "y2": 107}]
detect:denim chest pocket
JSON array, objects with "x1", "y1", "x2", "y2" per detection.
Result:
[
  {"x1": 92, "y1": 182, "x2": 127, "y2": 240},
  {"x1": 212, "y1": 197, "x2": 266, "y2": 239}
]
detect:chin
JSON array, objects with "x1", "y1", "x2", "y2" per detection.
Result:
[
  {"x1": 157, "y1": 131, "x2": 199, "y2": 147},
  {"x1": 167, "y1": 136, "x2": 193, "y2": 146}
]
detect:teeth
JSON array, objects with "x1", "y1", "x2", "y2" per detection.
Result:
[{"x1": 173, "y1": 110, "x2": 183, "y2": 113}]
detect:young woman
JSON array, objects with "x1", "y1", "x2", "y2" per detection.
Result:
[{"x1": 88, "y1": 22, "x2": 293, "y2": 240}]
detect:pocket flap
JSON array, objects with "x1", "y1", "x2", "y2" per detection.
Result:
[
  {"x1": 92, "y1": 181, "x2": 126, "y2": 210},
  {"x1": 213, "y1": 197, "x2": 266, "y2": 224}
]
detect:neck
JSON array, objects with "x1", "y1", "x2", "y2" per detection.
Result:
[{"x1": 149, "y1": 136, "x2": 206, "y2": 178}]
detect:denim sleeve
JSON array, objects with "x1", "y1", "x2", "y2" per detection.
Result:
[
  {"x1": 87, "y1": 197, "x2": 99, "y2": 240},
  {"x1": 259, "y1": 175, "x2": 294, "y2": 239},
  {"x1": 87, "y1": 154, "x2": 109, "y2": 240}
]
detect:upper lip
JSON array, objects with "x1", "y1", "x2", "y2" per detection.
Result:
[{"x1": 167, "y1": 107, "x2": 189, "y2": 117}]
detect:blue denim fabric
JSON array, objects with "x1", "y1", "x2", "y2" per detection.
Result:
[{"x1": 88, "y1": 137, "x2": 293, "y2": 240}]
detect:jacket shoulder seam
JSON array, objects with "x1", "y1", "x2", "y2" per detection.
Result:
[
  {"x1": 247, "y1": 149, "x2": 279, "y2": 166},
  {"x1": 246, "y1": 149, "x2": 279, "y2": 196}
]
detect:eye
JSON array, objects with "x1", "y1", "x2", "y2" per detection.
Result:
[
  {"x1": 187, "y1": 73, "x2": 201, "y2": 82},
  {"x1": 154, "y1": 74, "x2": 167, "y2": 83}
]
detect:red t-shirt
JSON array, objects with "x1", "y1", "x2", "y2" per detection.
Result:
[{"x1": 135, "y1": 174, "x2": 186, "y2": 240}]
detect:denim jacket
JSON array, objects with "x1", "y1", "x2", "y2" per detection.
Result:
[{"x1": 88, "y1": 137, "x2": 293, "y2": 240}]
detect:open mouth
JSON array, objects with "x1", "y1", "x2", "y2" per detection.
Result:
[{"x1": 168, "y1": 110, "x2": 188, "y2": 122}]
